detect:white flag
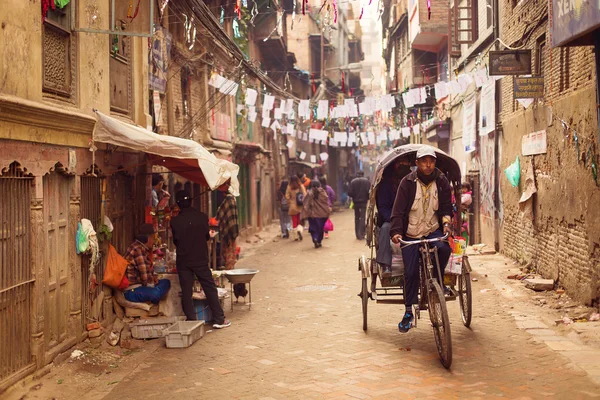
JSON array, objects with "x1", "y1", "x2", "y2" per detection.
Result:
[
  {"x1": 245, "y1": 88, "x2": 258, "y2": 106},
  {"x1": 263, "y1": 95, "x2": 275, "y2": 110}
]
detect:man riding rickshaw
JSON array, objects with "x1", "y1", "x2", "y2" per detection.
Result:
[{"x1": 359, "y1": 144, "x2": 473, "y2": 369}]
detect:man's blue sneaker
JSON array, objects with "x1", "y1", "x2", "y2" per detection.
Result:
[{"x1": 398, "y1": 312, "x2": 414, "y2": 333}]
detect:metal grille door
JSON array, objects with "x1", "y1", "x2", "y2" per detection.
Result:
[
  {"x1": 0, "y1": 163, "x2": 34, "y2": 382},
  {"x1": 80, "y1": 175, "x2": 103, "y2": 327},
  {"x1": 110, "y1": 173, "x2": 134, "y2": 254}
]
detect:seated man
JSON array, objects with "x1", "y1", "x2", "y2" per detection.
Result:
[
  {"x1": 376, "y1": 160, "x2": 410, "y2": 277},
  {"x1": 122, "y1": 224, "x2": 171, "y2": 304},
  {"x1": 390, "y1": 147, "x2": 452, "y2": 333}
]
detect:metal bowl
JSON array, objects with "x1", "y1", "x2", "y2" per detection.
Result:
[{"x1": 223, "y1": 269, "x2": 259, "y2": 284}]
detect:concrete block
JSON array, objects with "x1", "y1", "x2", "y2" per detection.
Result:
[{"x1": 524, "y1": 278, "x2": 554, "y2": 291}]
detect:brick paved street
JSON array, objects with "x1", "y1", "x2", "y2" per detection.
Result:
[{"x1": 8, "y1": 210, "x2": 600, "y2": 400}]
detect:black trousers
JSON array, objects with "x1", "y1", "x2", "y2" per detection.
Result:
[
  {"x1": 354, "y1": 203, "x2": 367, "y2": 239},
  {"x1": 178, "y1": 264, "x2": 225, "y2": 324}
]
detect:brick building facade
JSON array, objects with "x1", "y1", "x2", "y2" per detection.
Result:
[{"x1": 498, "y1": 0, "x2": 599, "y2": 305}]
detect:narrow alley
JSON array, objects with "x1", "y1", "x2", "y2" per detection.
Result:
[{"x1": 7, "y1": 211, "x2": 600, "y2": 400}]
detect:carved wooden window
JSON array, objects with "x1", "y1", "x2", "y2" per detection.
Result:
[
  {"x1": 43, "y1": 2, "x2": 76, "y2": 99},
  {"x1": 448, "y1": 6, "x2": 461, "y2": 57},
  {"x1": 109, "y1": 8, "x2": 133, "y2": 115},
  {"x1": 455, "y1": 0, "x2": 478, "y2": 45}
]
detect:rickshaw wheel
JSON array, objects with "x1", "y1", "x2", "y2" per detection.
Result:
[
  {"x1": 361, "y1": 277, "x2": 368, "y2": 331},
  {"x1": 427, "y1": 281, "x2": 453, "y2": 369},
  {"x1": 458, "y1": 271, "x2": 472, "y2": 327}
]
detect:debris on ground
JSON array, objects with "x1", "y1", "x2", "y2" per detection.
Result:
[
  {"x1": 556, "y1": 316, "x2": 574, "y2": 325},
  {"x1": 590, "y1": 313, "x2": 600, "y2": 321},
  {"x1": 471, "y1": 277, "x2": 478, "y2": 282},
  {"x1": 70, "y1": 350, "x2": 85, "y2": 360},
  {"x1": 480, "y1": 288, "x2": 491, "y2": 293},
  {"x1": 524, "y1": 278, "x2": 554, "y2": 291}
]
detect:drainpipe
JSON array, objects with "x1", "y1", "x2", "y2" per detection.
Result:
[{"x1": 493, "y1": 0, "x2": 501, "y2": 252}]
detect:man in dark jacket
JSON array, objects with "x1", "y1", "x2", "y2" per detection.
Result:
[
  {"x1": 348, "y1": 170, "x2": 371, "y2": 240},
  {"x1": 390, "y1": 147, "x2": 452, "y2": 333},
  {"x1": 170, "y1": 190, "x2": 231, "y2": 329}
]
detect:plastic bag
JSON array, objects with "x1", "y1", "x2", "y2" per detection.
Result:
[
  {"x1": 324, "y1": 219, "x2": 334, "y2": 232},
  {"x1": 102, "y1": 244, "x2": 130, "y2": 289},
  {"x1": 504, "y1": 156, "x2": 521, "y2": 187},
  {"x1": 76, "y1": 222, "x2": 88, "y2": 254}
]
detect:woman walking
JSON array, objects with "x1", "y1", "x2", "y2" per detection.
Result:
[
  {"x1": 319, "y1": 176, "x2": 336, "y2": 239},
  {"x1": 285, "y1": 175, "x2": 307, "y2": 241},
  {"x1": 302, "y1": 180, "x2": 330, "y2": 248},
  {"x1": 277, "y1": 179, "x2": 292, "y2": 238}
]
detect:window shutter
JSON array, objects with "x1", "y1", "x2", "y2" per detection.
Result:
[
  {"x1": 448, "y1": 6, "x2": 461, "y2": 57},
  {"x1": 455, "y1": 0, "x2": 478, "y2": 45}
]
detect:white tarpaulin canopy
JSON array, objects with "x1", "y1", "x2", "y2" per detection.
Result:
[{"x1": 93, "y1": 111, "x2": 239, "y2": 196}]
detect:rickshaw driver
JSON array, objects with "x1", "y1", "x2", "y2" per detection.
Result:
[{"x1": 390, "y1": 147, "x2": 453, "y2": 333}]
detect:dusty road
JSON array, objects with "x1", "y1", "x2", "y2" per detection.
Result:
[{"x1": 8, "y1": 210, "x2": 600, "y2": 399}]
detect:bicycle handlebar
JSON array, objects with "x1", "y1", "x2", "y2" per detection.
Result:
[{"x1": 397, "y1": 233, "x2": 449, "y2": 246}]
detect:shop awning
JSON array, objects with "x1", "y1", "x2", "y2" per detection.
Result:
[
  {"x1": 290, "y1": 160, "x2": 321, "y2": 169},
  {"x1": 93, "y1": 111, "x2": 240, "y2": 196}
]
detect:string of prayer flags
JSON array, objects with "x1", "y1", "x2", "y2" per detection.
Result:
[
  {"x1": 320, "y1": 152, "x2": 329, "y2": 162},
  {"x1": 298, "y1": 100, "x2": 310, "y2": 119},
  {"x1": 317, "y1": 100, "x2": 329, "y2": 120},
  {"x1": 299, "y1": 151, "x2": 306, "y2": 160}
]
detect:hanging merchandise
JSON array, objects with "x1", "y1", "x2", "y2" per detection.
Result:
[
  {"x1": 55, "y1": 0, "x2": 70, "y2": 8},
  {"x1": 184, "y1": 15, "x2": 197, "y2": 50},
  {"x1": 233, "y1": 19, "x2": 241, "y2": 38},
  {"x1": 235, "y1": 0, "x2": 242, "y2": 20},
  {"x1": 250, "y1": 2, "x2": 259, "y2": 25},
  {"x1": 427, "y1": 0, "x2": 431, "y2": 19},
  {"x1": 127, "y1": 0, "x2": 142, "y2": 23},
  {"x1": 220, "y1": 6, "x2": 225, "y2": 26},
  {"x1": 41, "y1": 0, "x2": 56, "y2": 22},
  {"x1": 504, "y1": 156, "x2": 521, "y2": 187},
  {"x1": 333, "y1": 0, "x2": 338, "y2": 23},
  {"x1": 242, "y1": 0, "x2": 247, "y2": 7}
]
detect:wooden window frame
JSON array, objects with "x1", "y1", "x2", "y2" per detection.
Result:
[
  {"x1": 42, "y1": 3, "x2": 76, "y2": 99},
  {"x1": 448, "y1": 5, "x2": 461, "y2": 57},
  {"x1": 455, "y1": 0, "x2": 478, "y2": 45}
]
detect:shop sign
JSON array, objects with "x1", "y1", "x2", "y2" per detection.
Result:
[
  {"x1": 514, "y1": 77, "x2": 545, "y2": 99},
  {"x1": 489, "y1": 50, "x2": 532, "y2": 76},
  {"x1": 211, "y1": 112, "x2": 232, "y2": 142},
  {"x1": 149, "y1": 27, "x2": 172, "y2": 93},
  {"x1": 551, "y1": 0, "x2": 600, "y2": 47},
  {"x1": 462, "y1": 98, "x2": 477, "y2": 153},
  {"x1": 522, "y1": 130, "x2": 547, "y2": 156}
]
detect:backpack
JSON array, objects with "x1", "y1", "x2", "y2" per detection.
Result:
[{"x1": 295, "y1": 191, "x2": 304, "y2": 206}]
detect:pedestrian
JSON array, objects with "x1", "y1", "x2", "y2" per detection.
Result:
[
  {"x1": 277, "y1": 179, "x2": 292, "y2": 238},
  {"x1": 390, "y1": 147, "x2": 452, "y2": 333},
  {"x1": 152, "y1": 173, "x2": 169, "y2": 208},
  {"x1": 286, "y1": 175, "x2": 307, "y2": 241},
  {"x1": 348, "y1": 170, "x2": 371, "y2": 240},
  {"x1": 319, "y1": 176, "x2": 336, "y2": 239},
  {"x1": 299, "y1": 172, "x2": 311, "y2": 189},
  {"x1": 302, "y1": 180, "x2": 330, "y2": 248},
  {"x1": 216, "y1": 192, "x2": 240, "y2": 270},
  {"x1": 170, "y1": 190, "x2": 231, "y2": 328},
  {"x1": 122, "y1": 224, "x2": 171, "y2": 304}
]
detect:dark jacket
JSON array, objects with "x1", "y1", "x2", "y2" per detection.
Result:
[
  {"x1": 170, "y1": 207, "x2": 210, "y2": 267},
  {"x1": 389, "y1": 169, "x2": 452, "y2": 238},
  {"x1": 376, "y1": 176, "x2": 398, "y2": 226},
  {"x1": 348, "y1": 176, "x2": 371, "y2": 205}
]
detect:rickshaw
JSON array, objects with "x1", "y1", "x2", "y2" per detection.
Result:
[{"x1": 358, "y1": 144, "x2": 473, "y2": 369}]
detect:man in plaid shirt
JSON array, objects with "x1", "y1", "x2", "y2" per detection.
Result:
[{"x1": 123, "y1": 224, "x2": 171, "y2": 303}]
